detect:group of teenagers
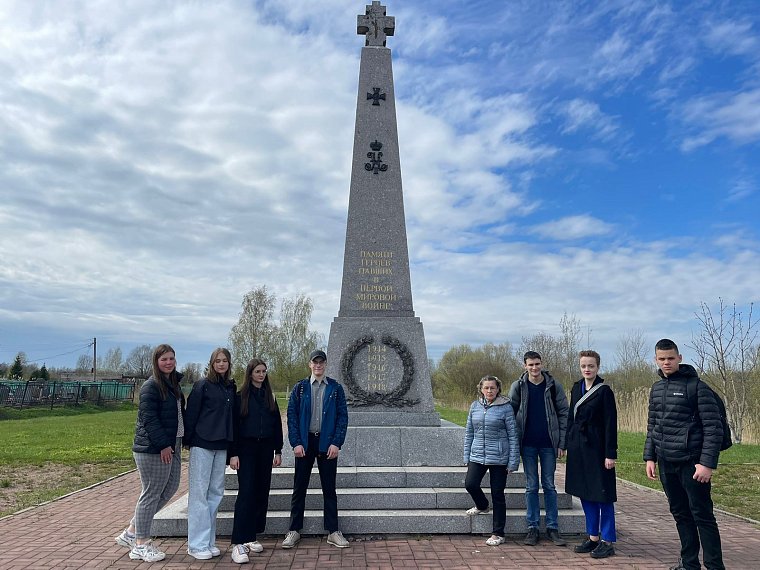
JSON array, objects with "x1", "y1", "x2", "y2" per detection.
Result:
[
  {"x1": 463, "y1": 339, "x2": 726, "y2": 570},
  {"x1": 114, "y1": 344, "x2": 348, "y2": 564},
  {"x1": 114, "y1": 338, "x2": 726, "y2": 570}
]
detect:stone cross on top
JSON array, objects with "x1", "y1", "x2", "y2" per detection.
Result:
[{"x1": 357, "y1": 1, "x2": 395, "y2": 47}]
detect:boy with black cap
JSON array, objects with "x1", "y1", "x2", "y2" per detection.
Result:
[{"x1": 282, "y1": 349, "x2": 349, "y2": 549}]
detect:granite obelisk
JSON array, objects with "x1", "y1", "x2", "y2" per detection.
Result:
[{"x1": 327, "y1": 1, "x2": 438, "y2": 428}]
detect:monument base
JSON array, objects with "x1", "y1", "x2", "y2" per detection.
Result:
[{"x1": 278, "y1": 421, "x2": 464, "y2": 468}]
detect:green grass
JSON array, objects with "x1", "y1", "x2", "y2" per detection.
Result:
[
  {"x1": 0, "y1": 406, "x2": 139, "y2": 516},
  {"x1": 0, "y1": 409, "x2": 137, "y2": 465},
  {"x1": 0, "y1": 402, "x2": 135, "y2": 421},
  {"x1": 437, "y1": 404, "x2": 760, "y2": 522},
  {"x1": 437, "y1": 405, "x2": 469, "y2": 426}
]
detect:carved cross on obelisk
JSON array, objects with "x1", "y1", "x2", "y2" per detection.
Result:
[{"x1": 357, "y1": 1, "x2": 395, "y2": 47}]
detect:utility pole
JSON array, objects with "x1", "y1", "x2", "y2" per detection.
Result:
[{"x1": 93, "y1": 337, "x2": 97, "y2": 382}]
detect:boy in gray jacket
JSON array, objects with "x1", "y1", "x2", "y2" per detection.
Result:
[{"x1": 508, "y1": 351, "x2": 569, "y2": 546}]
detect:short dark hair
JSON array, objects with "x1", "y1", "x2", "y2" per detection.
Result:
[
  {"x1": 523, "y1": 351, "x2": 542, "y2": 363},
  {"x1": 579, "y1": 349, "x2": 601, "y2": 366},
  {"x1": 655, "y1": 338, "x2": 679, "y2": 353}
]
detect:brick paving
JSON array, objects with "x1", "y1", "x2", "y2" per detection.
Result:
[{"x1": 1, "y1": 465, "x2": 757, "y2": 569}]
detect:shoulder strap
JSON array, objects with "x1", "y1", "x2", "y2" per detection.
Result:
[
  {"x1": 573, "y1": 383, "x2": 604, "y2": 417},
  {"x1": 686, "y1": 377, "x2": 699, "y2": 419}
]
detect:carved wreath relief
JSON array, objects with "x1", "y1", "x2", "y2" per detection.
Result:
[{"x1": 341, "y1": 335, "x2": 418, "y2": 408}]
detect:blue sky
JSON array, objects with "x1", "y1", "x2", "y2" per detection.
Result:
[{"x1": 1, "y1": 0, "x2": 758, "y2": 372}]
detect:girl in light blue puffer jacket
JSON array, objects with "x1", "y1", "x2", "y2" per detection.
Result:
[{"x1": 463, "y1": 375, "x2": 520, "y2": 546}]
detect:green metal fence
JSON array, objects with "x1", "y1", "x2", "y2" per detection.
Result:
[{"x1": 0, "y1": 380, "x2": 136, "y2": 409}]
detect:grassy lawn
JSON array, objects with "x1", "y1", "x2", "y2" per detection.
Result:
[
  {"x1": 437, "y1": 404, "x2": 760, "y2": 522},
  {"x1": 0, "y1": 404, "x2": 138, "y2": 517}
]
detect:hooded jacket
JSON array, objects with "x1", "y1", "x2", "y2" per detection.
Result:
[
  {"x1": 643, "y1": 364, "x2": 723, "y2": 469},
  {"x1": 508, "y1": 370, "x2": 569, "y2": 451},
  {"x1": 463, "y1": 395, "x2": 520, "y2": 470}
]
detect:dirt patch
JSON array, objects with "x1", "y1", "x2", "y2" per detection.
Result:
[{"x1": 0, "y1": 461, "x2": 133, "y2": 517}]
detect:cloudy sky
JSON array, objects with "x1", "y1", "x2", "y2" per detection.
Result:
[{"x1": 1, "y1": 0, "x2": 759, "y2": 371}]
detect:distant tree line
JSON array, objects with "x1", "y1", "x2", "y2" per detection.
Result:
[{"x1": 432, "y1": 301, "x2": 759, "y2": 443}]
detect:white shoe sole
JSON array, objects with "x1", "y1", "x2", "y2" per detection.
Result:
[{"x1": 188, "y1": 551, "x2": 213, "y2": 560}]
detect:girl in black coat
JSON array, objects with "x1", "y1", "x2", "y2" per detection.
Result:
[
  {"x1": 565, "y1": 350, "x2": 618, "y2": 559},
  {"x1": 228, "y1": 358, "x2": 283, "y2": 564},
  {"x1": 114, "y1": 344, "x2": 184, "y2": 563}
]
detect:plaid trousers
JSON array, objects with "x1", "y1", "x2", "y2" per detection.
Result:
[{"x1": 131, "y1": 438, "x2": 182, "y2": 538}]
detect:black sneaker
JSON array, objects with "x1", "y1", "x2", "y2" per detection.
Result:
[
  {"x1": 546, "y1": 528, "x2": 566, "y2": 546},
  {"x1": 668, "y1": 560, "x2": 686, "y2": 570},
  {"x1": 573, "y1": 538, "x2": 600, "y2": 553},
  {"x1": 523, "y1": 527, "x2": 539, "y2": 546},
  {"x1": 590, "y1": 541, "x2": 615, "y2": 559}
]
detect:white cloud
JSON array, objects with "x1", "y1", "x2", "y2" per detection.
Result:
[
  {"x1": 680, "y1": 88, "x2": 760, "y2": 150},
  {"x1": 558, "y1": 99, "x2": 620, "y2": 140},
  {"x1": 529, "y1": 215, "x2": 615, "y2": 241}
]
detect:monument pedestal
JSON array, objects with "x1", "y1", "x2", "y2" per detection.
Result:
[{"x1": 327, "y1": 316, "x2": 439, "y2": 427}]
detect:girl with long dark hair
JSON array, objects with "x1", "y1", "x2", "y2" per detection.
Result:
[{"x1": 228, "y1": 358, "x2": 283, "y2": 564}]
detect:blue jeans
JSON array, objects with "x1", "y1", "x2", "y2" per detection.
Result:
[
  {"x1": 188, "y1": 447, "x2": 227, "y2": 553},
  {"x1": 522, "y1": 446, "x2": 558, "y2": 530}
]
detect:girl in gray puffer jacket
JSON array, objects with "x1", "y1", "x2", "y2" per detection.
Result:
[{"x1": 463, "y1": 375, "x2": 520, "y2": 546}]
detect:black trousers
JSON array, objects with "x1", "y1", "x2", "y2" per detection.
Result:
[
  {"x1": 289, "y1": 432, "x2": 338, "y2": 532},
  {"x1": 465, "y1": 462, "x2": 508, "y2": 537},
  {"x1": 659, "y1": 459, "x2": 724, "y2": 570},
  {"x1": 231, "y1": 439, "x2": 275, "y2": 544}
]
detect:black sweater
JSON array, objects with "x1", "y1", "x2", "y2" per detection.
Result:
[
  {"x1": 230, "y1": 386, "x2": 283, "y2": 456},
  {"x1": 183, "y1": 377, "x2": 235, "y2": 450}
]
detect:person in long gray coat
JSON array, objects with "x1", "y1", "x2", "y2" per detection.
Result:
[{"x1": 463, "y1": 375, "x2": 520, "y2": 546}]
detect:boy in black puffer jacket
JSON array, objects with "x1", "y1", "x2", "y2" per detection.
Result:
[{"x1": 644, "y1": 339, "x2": 724, "y2": 570}]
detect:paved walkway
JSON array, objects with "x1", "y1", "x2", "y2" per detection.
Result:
[{"x1": 1, "y1": 465, "x2": 757, "y2": 569}]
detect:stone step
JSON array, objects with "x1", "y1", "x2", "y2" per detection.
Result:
[
  {"x1": 153, "y1": 494, "x2": 585, "y2": 536},
  {"x1": 218, "y1": 486, "x2": 573, "y2": 511},
  {"x1": 227, "y1": 466, "x2": 528, "y2": 490}
]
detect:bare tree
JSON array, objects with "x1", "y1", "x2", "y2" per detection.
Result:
[
  {"x1": 101, "y1": 347, "x2": 123, "y2": 374},
  {"x1": 613, "y1": 329, "x2": 654, "y2": 389},
  {"x1": 518, "y1": 313, "x2": 583, "y2": 387},
  {"x1": 558, "y1": 312, "x2": 583, "y2": 385},
  {"x1": 124, "y1": 345, "x2": 153, "y2": 378},
  {"x1": 270, "y1": 293, "x2": 322, "y2": 389},
  {"x1": 228, "y1": 285, "x2": 276, "y2": 375},
  {"x1": 689, "y1": 299, "x2": 758, "y2": 444},
  {"x1": 180, "y1": 362, "x2": 204, "y2": 385},
  {"x1": 75, "y1": 354, "x2": 93, "y2": 373}
]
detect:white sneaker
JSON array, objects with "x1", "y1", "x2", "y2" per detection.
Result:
[
  {"x1": 129, "y1": 541, "x2": 166, "y2": 562},
  {"x1": 245, "y1": 541, "x2": 263, "y2": 553},
  {"x1": 486, "y1": 535, "x2": 505, "y2": 546},
  {"x1": 231, "y1": 544, "x2": 249, "y2": 564},
  {"x1": 466, "y1": 506, "x2": 490, "y2": 515},
  {"x1": 188, "y1": 547, "x2": 213, "y2": 560},
  {"x1": 327, "y1": 530, "x2": 349, "y2": 548},
  {"x1": 115, "y1": 528, "x2": 136, "y2": 548},
  {"x1": 209, "y1": 545, "x2": 221, "y2": 557},
  {"x1": 282, "y1": 530, "x2": 301, "y2": 549}
]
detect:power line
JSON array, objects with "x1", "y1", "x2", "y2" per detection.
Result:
[{"x1": 23, "y1": 343, "x2": 94, "y2": 365}]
